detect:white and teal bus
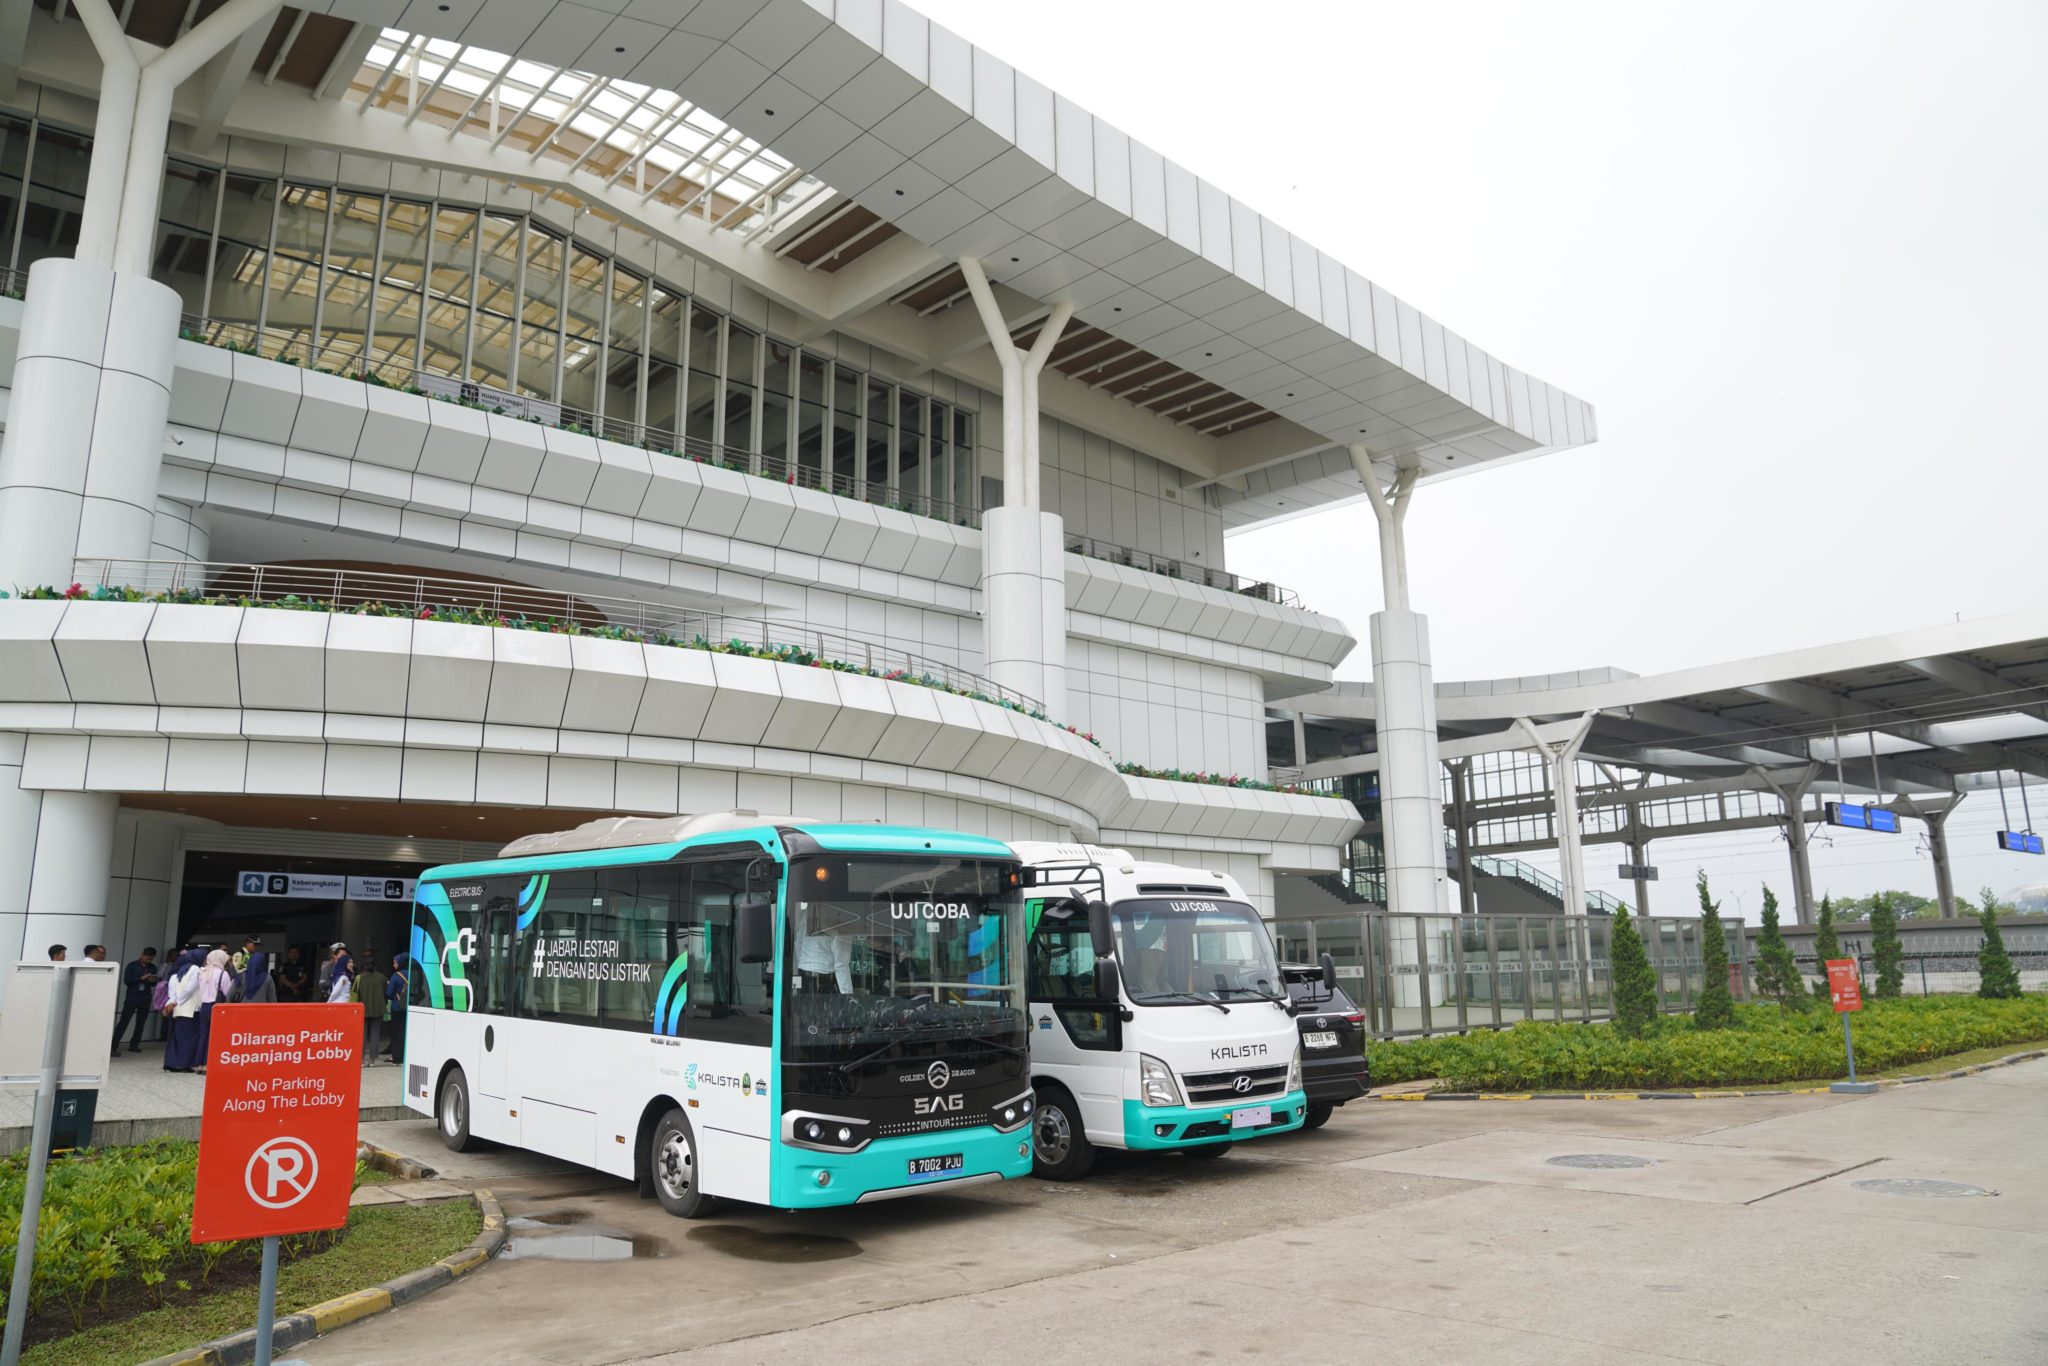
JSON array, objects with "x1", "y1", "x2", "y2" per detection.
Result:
[{"x1": 402, "y1": 811, "x2": 1034, "y2": 1216}]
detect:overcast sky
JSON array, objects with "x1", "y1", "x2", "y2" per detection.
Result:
[{"x1": 915, "y1": 0, "x2": 2048, "y2": 916}]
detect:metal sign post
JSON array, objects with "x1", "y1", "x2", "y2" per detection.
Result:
[
  {"x1": 1825, "y1": 958, "x2": 1878, "y2": 1094},
  {"x1": 0, "y1": 967, "x2": 71, "y2": 1366}
]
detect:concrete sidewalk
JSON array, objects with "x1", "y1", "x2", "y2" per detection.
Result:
[
  {"x1": 294, "y1": 1058, "x2": 2048, "y2": 1366},
  {"x1": 0, "y1": 1045, "x2": 407, "y2": 1152}
]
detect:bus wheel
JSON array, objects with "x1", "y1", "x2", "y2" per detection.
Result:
[
  {"x1": 1183, "y1": 1142, "x2": 1231, "y2": 1160},
  {"x1": 438, "y1": 1069, "x2": 477, "y2": 1153},
  {"x1": 1031, "y1": 1084, "x2": 1094, "y2": 1181},
  {"x1": 652, "y1": 1108, "x2": 714, "y2": 1218},
  {"x1": 1303, "y1": 1102, "x2": 1334, "y2": 1131}
]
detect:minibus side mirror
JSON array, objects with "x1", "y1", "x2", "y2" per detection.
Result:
[
  {"x1": 1093, "y1": 956, "x2": 1121, "y2": 1003},
  {"x1": 1319, "y1": 952, "x2": 1337, "y2": 994},
  {"x1": 1087, "y1": 900, "x2": 1113, "y2": 956},
  {"x1": 737, "y1": 896, "x2": 775, "y2": 964}
]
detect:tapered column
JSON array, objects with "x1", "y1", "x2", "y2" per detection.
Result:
[{"x1": 962, "y1": 258, "x2": 1073, "y2": 717}]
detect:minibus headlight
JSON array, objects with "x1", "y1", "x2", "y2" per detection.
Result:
[
  {"x1": 806, "y1": 1121, "x2": 823, "y2": 1141},
  {"x1": 1140, "y1": 1054, "x2": 1182, "y2": 1108},
  {"x1": 1287, "y1": 1047, "x2": 1302, "y2": 1093}
]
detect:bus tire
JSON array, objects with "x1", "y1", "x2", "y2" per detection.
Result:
[
  {"x1": 1030, "y1": 1083, "x2": 1095, "y2": 1182},
  {"x1": 438, "y1": 1068, "x2": 478, "y2": 1153},
  {"x1": 1302, "y1": 1102, "x2": 1334, "y2": 1131},
  {"x1": 651, "y1": 1108, "x2": 714, "y2": 1218},
  {"x1": 1183, "y1": 1142, "x2": 1231, "y2": 1160}
]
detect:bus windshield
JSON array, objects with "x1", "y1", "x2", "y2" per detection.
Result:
[
  {"x1": 1113, "y1": 899, "x2": 1282, "y2": 1005},
  {"x1": 783, "y1": 857, "x2": 1024, "y2": 1070}
]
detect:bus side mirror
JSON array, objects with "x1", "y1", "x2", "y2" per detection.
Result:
[
  {"x1": 1319, "y1": 952, "x2": 1337, "y2": 993},
  {"x1": 1087, "y1": 900, "x2": 1113, "y2": 956},
  {"x1": 1093, "y1": 956, "x2": 1121, "y2": 1003},
  {"x1": 737, "y1": 896, "x2": 775, "y2": 964}
]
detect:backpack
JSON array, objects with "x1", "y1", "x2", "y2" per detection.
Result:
[
  {"x1": 151, "y1": 975, "x2": 173, "y2": 1015},
  {"x1": 227, "y1": 970, "x2": 246, "y2": 1003}
]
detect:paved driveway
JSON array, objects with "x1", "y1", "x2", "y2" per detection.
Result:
[{"x1": 313, "y1": 1064, "x2": 2048, "y2": 1365}]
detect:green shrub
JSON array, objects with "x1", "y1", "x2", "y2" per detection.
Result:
[
  {"x1": 1366, "y1": 995, "x2": 2046, "y2": 1092},
  {"x1": 1692, "y1": 870, "x2": 1735, "y2": 1030},
  {"x1": 1871, "y1": 894, "x2": 1905, "y2": 999},
  {"x1": 1811, "y1": 895, "x2": 1847, "y2": 999},
  {"x1": 1609, "y1": 907, "x2": 1659, "y2": 1038}
]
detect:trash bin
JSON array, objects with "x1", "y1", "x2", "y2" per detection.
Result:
[{"x1": 50, "y1": 1089, "x2": 97, "y2": 1155}]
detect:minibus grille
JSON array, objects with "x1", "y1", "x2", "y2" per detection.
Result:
[{"x1": 1181, "y1": 1064, "x2": 1290, "y2": 1104}]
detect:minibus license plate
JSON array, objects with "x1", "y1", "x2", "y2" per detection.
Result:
[
  {"x1": 1229, "y1": 1105, "x2": 1271, "y2": 1129},
  {"x1": 908, "y1": 1153, "x2": 964, "y2": 1179},
  {"x1": 1304, "y1": 1030, "x2": 1338, "y2": 1049}
]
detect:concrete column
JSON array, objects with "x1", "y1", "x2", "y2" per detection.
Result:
[
  {"x1": 1515, "y1": 713, "x2": 1596, "y2": 915},
  {"x1": 0, "y1": 734, "x2": 119, "y2": 998},
  {"x1": 961, "y1": 258, "x2": 1073, "y2": 717},
  {"x1": 1292, "y1": 714, "x2": 1307, "y2": 770},
  {"x1": 0, "y1": 258, "x2": 182, "y2": 590},
  {"x1": 1757, "y1": 765, "x2": 1820, "y2": 926},
  {"x1": 1347, "y1": 446, "x2": 1444, "y2": 916},
  {"x1": 1448, "y1": 757, "x2": 1478, "y2": 917},
  {"x1": 1925, "y1": 794, "x2": 1963, "y2": 920}
]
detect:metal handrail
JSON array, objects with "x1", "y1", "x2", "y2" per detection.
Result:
[
  {"x1": 174, "y1": 314, "x2": 984, "y2": 529},
  {"x1": 1062, "y1": 532, "x2": 1302, "y2": 608},
  {"x1": 0, "y1": 266, "x2": 25, "y2": 301},
  {"x1": 59, "y1": 559, "x2": 1048, "y2": 717}
]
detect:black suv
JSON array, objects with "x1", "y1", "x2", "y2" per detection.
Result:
[{"x1": 1282, "y1": 963, "x2": 1370, "y2": 1129}]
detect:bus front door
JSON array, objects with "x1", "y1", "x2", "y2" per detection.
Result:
[{"x1": 479, "y1": 906, "x2": 513, "y2": 1102}]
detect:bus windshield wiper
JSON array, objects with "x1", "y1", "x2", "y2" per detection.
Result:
[
  {"x1": 1217, "y1": 986, "x2": 1291, "y2": 1007},
  {"x1": 1134, "y1": 991, "x2": 1230, "y2": 1013}
]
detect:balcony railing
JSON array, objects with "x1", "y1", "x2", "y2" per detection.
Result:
[
  {"x1": 174, "y1": 314, "x2": 984, "y2": 529},
  {"x1": 1063, "y1": 533, "x2": 1301, "y2": 608},
  {"x1": 0, "y1": 266, "x2": 24, "y2": 300},
  {"x1": 56, "y1": 559, "x2": 1046, "y2": 717}
]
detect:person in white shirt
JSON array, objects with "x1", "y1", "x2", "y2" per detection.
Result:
[
  {"x1": 792, "y1": 902, "x2": 854, "y2": 993},
  {"x1": 327, "y1": 947, "x2": 356, "y2": 1005}
]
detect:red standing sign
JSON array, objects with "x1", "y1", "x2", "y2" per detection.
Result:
[
  {"x1": 193, "y1": 1003, "x2": 363, "y2": 1244},
  {"x1": 1825, "y1": 959, "x2": 1863, "y2": 1014}
]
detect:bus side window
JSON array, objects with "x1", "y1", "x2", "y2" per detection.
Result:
[
  {"x1": 684, "y1": 858, "x2": 772, "y2": 1048},
  {"x1": 598, "y1": 866, "x2": 685, "y2": 1032},
  {"x1": 1029, "y1": 910, "x2": 1097, "y2": 1002},
  {"x1": 519, "y1": 871, "x2": 601, "y2": 1025}
]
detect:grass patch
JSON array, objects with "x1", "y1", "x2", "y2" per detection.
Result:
[
  {"x1": 1368, "y1": 994, "x2": 2048, "y2": 1092},
  {"x1": 20, "y1": 1199, "x2": 479, "y2": 1366}
]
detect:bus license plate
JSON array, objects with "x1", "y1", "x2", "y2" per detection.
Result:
[
  {"x1": 1229, "y1": 1105, "x2": 1271, "y2": 1129},
  {"x1": 908, "y1": 1153, "x2": 964, "y2": 1180},
  {"x1": 1304, "y1": 1030, "x2": 1338, "y2": 1049}
]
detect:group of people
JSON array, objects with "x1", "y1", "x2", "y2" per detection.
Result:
[{"x1": 85, "y1": 938, "x2": 412, "y2": 1074}]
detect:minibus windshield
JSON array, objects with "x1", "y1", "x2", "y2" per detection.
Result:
[
  {"x1": 1112, "y1": 899, "x2": 1282, "y2": 1005},
  {"x1": 783, "y1": 857, "x2": 1025, "y2": 1068}
]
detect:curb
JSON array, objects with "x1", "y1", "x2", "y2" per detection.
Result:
[
  {"x1": 1364, "y1": 1046, "x2": 2048, "y2": 1102},
  {"x1": 356, "y1": 1140, "x2": 439, "y2": 1181},
  {"x1": 137, "y1": 1188, "x2": 504, "y2": 1366}
]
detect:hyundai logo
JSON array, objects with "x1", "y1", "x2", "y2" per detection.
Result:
[
  {"x1": 1232, "y1": 1074, "x2": 1252, "y2": 1094},
  {"x1": 927, "y1": 1061, "x2": 951, "y2": 1090}
]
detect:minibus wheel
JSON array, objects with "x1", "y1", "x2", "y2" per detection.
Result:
[
  {"x1": 1031, "y1": 1083, "x2": 1094, "y2": 1181},
  {"x1": 652, "y1": 1107, "x2": 714, "y2": 1218},
  {"x1": 1303, "y1": 1102, "x2": 1334, "y2": 1131},
  {"x1": 438, "y1": 1068, "x2": 477, "y2": 1152}
]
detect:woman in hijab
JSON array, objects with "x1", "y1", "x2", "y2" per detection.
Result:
[
  {"x1": 326, "y1": 949, "x2": 356, "y2": 1005},
  {"x1": 240, "y1": 949, "x2": 277, "y2": 1003},
  {"x1": 162, "y1": 950, "x2": 208, "y2": 1072},
  {"x1": 193, "y1": 948, "x2": 232, "y2": 1073}
]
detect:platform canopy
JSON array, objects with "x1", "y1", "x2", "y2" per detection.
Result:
[{"x1": 1282, "y1": 609, "x2": 2048, "y2": 798}]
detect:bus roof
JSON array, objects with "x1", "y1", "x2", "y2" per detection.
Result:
[{"x1": 420, "y1": 817, "x2": 1014, "y2": 882}]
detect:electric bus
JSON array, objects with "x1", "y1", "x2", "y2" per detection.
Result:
[
  {"x1": 402, "y1": 812, "x2": 1035, "y2": 1215},
  {"x1": 1011, "y1": 843, "x2": 1311, "y2": 1179}
]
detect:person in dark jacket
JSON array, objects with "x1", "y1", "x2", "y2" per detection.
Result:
[
  {"x1": 112, "y1": 947, "x2": 160, "y2": 1054},
  {"x1": 385, "y1": 954, "x2": 410, "y2": 1066}
]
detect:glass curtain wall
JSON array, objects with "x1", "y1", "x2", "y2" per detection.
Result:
[{"x1": 0, "y1": 115, "x2": 977, "y2": 518}]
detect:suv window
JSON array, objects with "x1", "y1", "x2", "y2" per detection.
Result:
[{"x1": 1284, "y1": 975, "x2": 1357, "y2": 1013}]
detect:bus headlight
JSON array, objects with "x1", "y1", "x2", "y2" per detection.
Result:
[
  {"x1": 1287, "y1": 1047, "x2": 1303, "y2": 1094},
  {"x1": 992, "y1": 1089, "x2": 1035, "y2": 1132},
  {"x1": 785, "y1": 1114, "x2": 872, "y2": 1152},
  {"x1": 1140, "y1": 1054, "x2": 1183, "y2": 1108}
]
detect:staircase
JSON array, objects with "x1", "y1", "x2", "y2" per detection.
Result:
[
  {"x1": 1456, "y1": 848, "x2": 1626, "y2": 916},
  {"x1": 1276, "y1": 871, "x2": 1382, "y2": 916}
]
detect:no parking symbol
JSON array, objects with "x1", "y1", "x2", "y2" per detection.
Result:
[{"x1": 193, "y1": 1002, "x2": 362, "y2": 1244}]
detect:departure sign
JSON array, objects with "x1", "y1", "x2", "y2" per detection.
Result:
[
  {"x1": 1996, "y1": 831, "x2": 2045, "y2": 855},
  {"x1": 1824, "y1": 802, "x2": 1898, "y2": 833}
]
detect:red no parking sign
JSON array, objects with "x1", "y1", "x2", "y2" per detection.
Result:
[{"x1": 192, "y1": 1003, "x2": 363, "y2": 1244}]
